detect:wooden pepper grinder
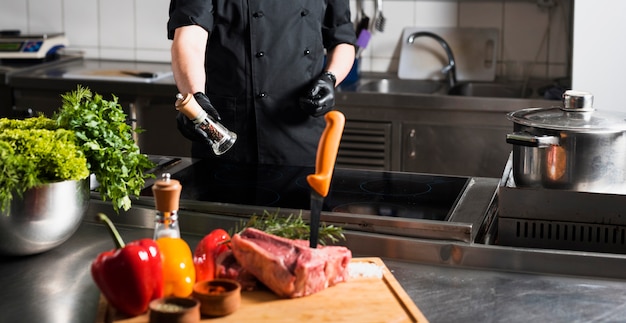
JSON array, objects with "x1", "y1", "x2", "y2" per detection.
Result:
[
  {"x1": 152, "y1": 173, "x2": 182, "y2": 240},
  {"x1": 175, "y1": 93, "x2": 237, "y2": 155}
]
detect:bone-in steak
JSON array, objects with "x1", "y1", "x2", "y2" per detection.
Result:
[
  {"x1": 230, "y1": 228, "x2": 352, "y2": 298},
  {"x1": 215, "y1": 250, "x2": 259, "y2": 291}
]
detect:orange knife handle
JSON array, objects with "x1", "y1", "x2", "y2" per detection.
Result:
[{"x1": 306, "y1": 111, "x2": 345, "y2": 197}]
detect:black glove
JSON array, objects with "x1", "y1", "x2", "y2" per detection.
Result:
[
  {"x1": 299, "y1": 72, "x2": 336, "y2": 117},
  {"x1": 176, "y1": 92, "x2": 222, "y2": 143},
  {"x1": 193, "y1": 92, "x2": 221, "y2": 121}
]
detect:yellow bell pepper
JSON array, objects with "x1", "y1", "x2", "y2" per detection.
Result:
[{"x1": 156, "y1": 237, "x2": 196, "y2": 297}]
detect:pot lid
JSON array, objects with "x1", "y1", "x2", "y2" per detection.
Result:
[{"x1": 507, "y1": 90, "x2": 626, "y2": 133}]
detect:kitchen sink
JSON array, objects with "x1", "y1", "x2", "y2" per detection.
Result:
[
  {"x1": 357, "y1": 79, "x2": 445, "y2": 95},
  {"x1": 356, "y1": 78, "x2": 535, "y2": 99},
  {"x1": 448, "y1": 82, "x2": 533, "y2": 98}
]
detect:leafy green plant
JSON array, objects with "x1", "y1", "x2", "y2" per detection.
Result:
[
  {"x1": 234, "y1": 209, "x2": 345, "y2": 246},
  {"x1": 0, "y1": 116, "x2": 90, "y2": 213},
  {"x1": 0, "y1": 85, "x2": 155, "y2": 214},
  {"x1": 54, "y1": 85, "x2": 155, "y2": 212}
]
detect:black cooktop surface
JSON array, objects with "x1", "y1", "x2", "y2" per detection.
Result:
[{"x1": 142, "y1": 159, "x2": 469, "y2": 221}]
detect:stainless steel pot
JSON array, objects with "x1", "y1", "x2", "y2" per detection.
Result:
[{"x1": 506, "y1": 90, "x2": 626, "y2": 194}]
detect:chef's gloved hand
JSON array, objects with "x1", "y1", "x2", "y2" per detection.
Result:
[
  {"x1": 299, "y1": 72, "x2": 336, "y2": 117},
  {"x1": 192, "y1": 92, "x2": 221, "y2": 121},
  {"x1": 176, "y1": 92, "x2": 222, "y2": 143}
]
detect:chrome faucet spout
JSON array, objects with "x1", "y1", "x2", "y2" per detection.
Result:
[{"x1": 407, "y1": 31, "x2": 457, "y2": 89}]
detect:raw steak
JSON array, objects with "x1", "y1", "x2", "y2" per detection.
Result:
[
  {"x1": 230, "y1": 228, "x2": 352, "y2": 298},
  {"x1": 215, "y1": 250, "x2": 259, "y2": 291}
]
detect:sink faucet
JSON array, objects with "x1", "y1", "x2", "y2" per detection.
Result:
[{"x1": 407, "y1": 31, "x2": 458, "y2": 89}]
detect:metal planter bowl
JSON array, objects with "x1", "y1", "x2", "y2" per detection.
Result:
[{"x1": 0, "y1": 178, "x2": 90, "y2": 256}]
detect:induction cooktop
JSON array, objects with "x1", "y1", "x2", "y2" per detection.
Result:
[{"x1": 141, "y1": 159, "x2": 470, "y2": 221}]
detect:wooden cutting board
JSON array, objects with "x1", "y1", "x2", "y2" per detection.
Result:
[{"x1": 95, "y1": 257, "x2": 428, "y2": 323}]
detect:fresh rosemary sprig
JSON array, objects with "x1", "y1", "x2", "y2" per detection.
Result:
[{"x1": 234, "y1": 209, "x2": 345, "y2": 246}]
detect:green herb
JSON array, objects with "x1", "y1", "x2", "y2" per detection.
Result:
[
  {"x1": 0, "y1": 115, "x2": 58, "y2": 130},
  {"x1": 0, "y1": 117, "x2": 90, "y2": 213},
  {"x1": 54, "y1": 85, "x2": 155, "y2": 212},
  {"x1": 235, "y1": 209, "x2": 345, "y2": 246}
]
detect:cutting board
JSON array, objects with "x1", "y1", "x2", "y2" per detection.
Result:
[
  {"x1": 398, "y1": 27, "x2": 498, "y2": 82},
  {"x1": 63, "y1": 69, "x2": 173, "y2": 83},
  {"x1": 95, "y1": 257, "x2": 428, "y2": 323}
]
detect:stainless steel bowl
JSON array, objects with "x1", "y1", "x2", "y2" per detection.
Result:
[{"x1": 0, "y1": 178, "x2": 90, "y2": 256}]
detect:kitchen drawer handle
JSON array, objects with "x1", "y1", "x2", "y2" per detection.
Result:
[
  {"x1": 506, "y1": 132, "x2": 559, "y2": 148},
  {"x1": 408, "y1": 128, "x2": 417, "y2": 159}
]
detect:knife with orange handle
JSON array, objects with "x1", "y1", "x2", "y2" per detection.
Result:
[{"x1": 307, "y1": 110, "x2": 346, "y2": 248}]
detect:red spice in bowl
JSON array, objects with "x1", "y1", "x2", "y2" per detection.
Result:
[{"x1": 192, "y1": 279, "x2": 241, "y2": 317}]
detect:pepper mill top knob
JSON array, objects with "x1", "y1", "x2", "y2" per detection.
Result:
[{"x1": 152, "y1": 173, "x2": 182, "y2": 213}]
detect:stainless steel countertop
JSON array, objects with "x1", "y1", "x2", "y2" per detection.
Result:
[
  {"x1": 7, "y1": 58, "x2": 176, "y2": 97},
  {"x1": 3, "y1": 168, "x2": 626, "y2": 323},
  {"x1": 386, "y1": 258, "x2": 626, "y2": 322},
  {"x1": 0, "y1": 221, "x2": 185, "y2": 323},
  {"x1": 7, "y1": 59, "x2": 560, "y2": 110},
  {"x1": 3, "y1": 216, "x2": 626, "y2": 323}
]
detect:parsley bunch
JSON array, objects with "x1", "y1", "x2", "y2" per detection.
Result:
[{"x1": 55, "y1": 86, "x2": 155, "y2": 212}]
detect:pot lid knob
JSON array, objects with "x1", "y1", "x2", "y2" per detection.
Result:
[{"x1": 562, "y1": 90, "x2": 594, "y2": 112}]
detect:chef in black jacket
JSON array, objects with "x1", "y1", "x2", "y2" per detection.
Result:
[{"x1": 167, "y1": 0, "x2": 356, "y2": 166}]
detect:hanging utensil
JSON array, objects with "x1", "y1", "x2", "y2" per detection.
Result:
[
  {"x1": 355, "y1": 0, "x2": 370, "y2": 37},
  {"x1": 372, "y1": 0, "x2": 386, "y2": 33},
  {"x1": 307, "y1": 111, "x2": 345, "y2": 248},
  {"x1": 355, "y1": 29, "x2": 372, "y2": 57}
]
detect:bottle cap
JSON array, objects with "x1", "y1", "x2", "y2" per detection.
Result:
[{"x1": 152, "y1": 173, "x2": 182, "y2": 212}]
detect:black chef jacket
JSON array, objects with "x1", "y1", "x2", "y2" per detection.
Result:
[{"x1": 167, "y1": 0, "x2": 356, "y2": 166}]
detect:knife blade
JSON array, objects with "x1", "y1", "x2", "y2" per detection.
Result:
[
  {"x1": 146, "y1": 157, "x2": 182, "y2": 175},
  {"x1": 309, "y1": 192, "x2": 324, "y2": 248},
  {"x1": 307, "y1": 111, "x2": 345, "y2": 248},
  {"x1": 121, "y1": 70, "x2": 158, "y2": 78}
]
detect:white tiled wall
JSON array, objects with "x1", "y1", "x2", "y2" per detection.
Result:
[
  {"x1": 0, "y1": 0, "x2": 572, "y2": 80},
  {"x1": 572, "y1": 0, "x2": 626, "y2": 112},
  {"x1": 358, "y1": 0, "x2": 572, "y2": 79}
]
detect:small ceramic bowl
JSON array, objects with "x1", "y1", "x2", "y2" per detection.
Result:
[
  {"x1": 149, "y1": 297, "x2": 200, "y2": 323},
  {"x1": 192, "y1": 278, "x2": 242, "y2": 317}
]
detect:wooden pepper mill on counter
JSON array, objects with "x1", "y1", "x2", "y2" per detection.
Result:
[
  {"x1": 152, "y1": 172, "x2": 182, "y2": 239},
  {"x1": 151, "y1": 172, "x2": 197, "y2": 297},
  {"x1": 175, "y1": 93, "x2": 237, "y2": 155}
]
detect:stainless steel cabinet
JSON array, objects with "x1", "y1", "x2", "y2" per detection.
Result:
[
  {"x1": 12, "y1": 88, "x2": 68, "y2": 117},
  {"x1": 336, "y1": 91, "x2": 555, "y2": 177},
  {"x1": 401, "y1": 122, "x2": 510, "y2": 177},
  {"x1": 132, "y1": 96, "x2": 191, "y2": 157},
  {"x1": 337, "y1": 120, "x2": 392, "y2": 170}
]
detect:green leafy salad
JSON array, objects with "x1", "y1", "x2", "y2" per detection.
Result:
[{"x1": 0, "y1": 85, "x2": 155, "y2": 213}]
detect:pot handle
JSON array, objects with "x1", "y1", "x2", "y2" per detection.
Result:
[{"x1": 506, "y1": 132, "x2": 559, "y2": 148}]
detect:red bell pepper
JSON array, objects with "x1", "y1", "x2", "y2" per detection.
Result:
[
  {"x1": 193, "y1": 228, "x2": 231, "y2": 282},
  {"x1": 91, "y1": 213, "x2": 164, "y2": 316}
]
